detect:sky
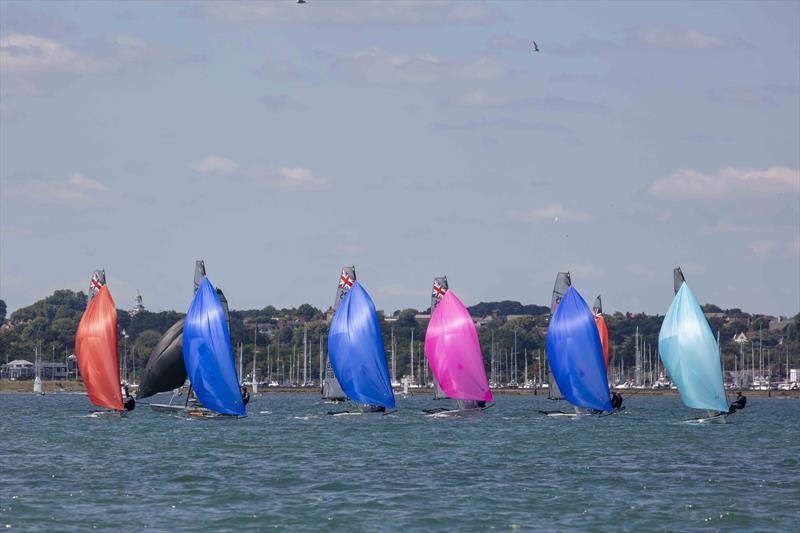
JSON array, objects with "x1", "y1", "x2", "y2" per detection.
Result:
[{"x1": 1, "y1": 1, "x2": 798, "y2": 317}]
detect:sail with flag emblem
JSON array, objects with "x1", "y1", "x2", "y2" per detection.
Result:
[
  {"x1": 425, "y1": 290, "x2": 492, "y2": 403},
  {"x1": 75, "y1": 273, "x2": 123, "y2": 411},
  {"x1": 659, "y1": 268, "x2": 728, "y2": 415},
  {"x1": 429, "y1": 276, "x2": 449, "y2": 400},
  {"x1": 322, "y1": 266, "x2": 353, "y2": 400},
  {"x1": 547, "y1": 272, "x2": 571, "y2": 400},
  {"x1": 87, "y1": 270, "x2": 106, "y2": 306},
  {"x1": 593, "y1": 295, "x2": 610, "y2": 369},
  {"x1": 328, "y1": 282, "x2": 396, "y2": 408},
  {"x1": 547, "y1": 286, "x2": 612, "y2": 412},
  {"x1": 183, "y1": 277, "x2": 245, "y2": 416}
]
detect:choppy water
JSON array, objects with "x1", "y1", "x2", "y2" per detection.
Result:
[{"x1": 1, "y1": 393, "x2": 798, "y2": 532}]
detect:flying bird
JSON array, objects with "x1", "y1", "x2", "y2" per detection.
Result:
[{"x1": 533, "y1": 40, "x2": 540, "y2": 52}]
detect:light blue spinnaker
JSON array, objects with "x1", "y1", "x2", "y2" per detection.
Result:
[
  {"x1": 546, "y1": 287, "x2": 612, "y2": 412},
  {"x1": 183, "y1": 277, "x2": 246, "y2": 416},
  {"x1": 328, "y1": 282, "x2": 396, "y2": 409},
  {"x1": 658, "y1": 281, "x2": 728, "y2": 413}
]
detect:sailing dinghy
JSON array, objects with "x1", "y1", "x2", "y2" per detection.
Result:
[
  {"x1": 75, "y1": 271, "x2": 124, "y2": 416},
  {"x1": 141, "y1": 261, "x2": 237, "y2": 416},
  {"x1": 182, "y1": 276, "x2": 246, "y2": 417},
  {"x1": 327, "y1": 281, "x2": 396, "y2": 415},
  {"x1": 658, "y1": 268, "x2": 729, "y2": 423},
  {"x1": 321, "y1": 267, "x2": 352, "y2": 402},
  {"x1": 541, "y1": 285, "x2": 612, "y2": 418},
  {"x1": 423, "y1": 289, "x2": 493, "y2": 417}
]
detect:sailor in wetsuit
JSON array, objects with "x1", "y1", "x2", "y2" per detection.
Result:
[
  {"x1": 611, "y1": 392, "x2": 623, "y2": 410},
  {"x1": 241, "y1": 385, "x2": 250, "y2": 406},
  {"x1": 123, "y1": 385, "x2": 136, "y2": 411},
  {"x1": 729, "y1": 392, "x2": 746, "y2": 413}
]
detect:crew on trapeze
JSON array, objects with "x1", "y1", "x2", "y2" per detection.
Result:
[
  {"x1": 123, "y1": 384, "x2": 136, "y2": 411},
  {"x1": 611, "y1": 392, "x2": 624, "y2": 410},
  {"x1": 728, "y1": 392, "x2": 746, "y2": 413}
]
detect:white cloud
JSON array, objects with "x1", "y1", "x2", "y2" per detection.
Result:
[
  {"x1": 509, "y1": 204, "x2": 590, "y2": 222},
  {"x1": 278, "y1": 166, "x2": 327, "y2": 189},
  {"x1": 649, "y1": 166, "x2": 799, "y2": 198},
  {"x1": 344, "y1": 47, "x2": 506, "y2": 85},
  {"x1": 636, "y1": 27, "x2": 731, "y2": 50},
  {"x1": 189, "y1": 155, "x2": 240, "y2": 175},
  {"x1": 749, "y1": 241, "x2": 775, "y2": 256},
  {"x1": 451, "y1": 88, "x2": 507, "y2": 108},
  {"x1": 0, "y1": 33, "x2": 94, "y2": 74},
  {"x1": 203, "y1": 1, "x2": 504, "y2": 26},
  {"x1": 5, "y1": 172, "x2": 111, "y2": 205}
]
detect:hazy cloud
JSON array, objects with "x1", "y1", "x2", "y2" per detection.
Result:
[
  {"x1": 202, "y1": 0, "x2": 505, "y2": 27},
  {"x1": 509, "y1": 204, "x2": 590, "y2": 223},
  {"x1": 649, "y1": 166, "x2": 800, "y2": 198},
  {"x1": 449, "y1": 89, "x2": 606, "y2": 112},
  {"x1": 342, "y1": 47, "x2": 507, "y2": 85},
  {"x1": 0, "y1": 33, "x2": 95, "y2": 74},
  {"x1": 635, "y1": 27, "x2": 734, "y2": 50},
  {"x1": 5, "y1": 172, "x2": 111, "y2": 205},
  {"x1": 277, "y1": 166, "x2": 328, "y2": 189},
  {"x1": 189, "y1": 155, "x2": 240, "y2": 175}
]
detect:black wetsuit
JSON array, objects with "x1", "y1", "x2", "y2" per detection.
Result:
[
  {"x1": 729, "y1": 396, "x2": 746, "y2": 413},
  {"x1": 124, "y1": 396, "x2": 136, "y2": 411},
  {"x1": 611, "y1": 394, "x2": 623, "y2": 410},
  {"x1": 242, "y1": 390, "x2": 250, "y2": 406}
]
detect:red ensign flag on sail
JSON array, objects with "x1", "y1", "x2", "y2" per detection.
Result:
[{"x1": 76, "y1": 285, "x2": 123, "y2": 410}]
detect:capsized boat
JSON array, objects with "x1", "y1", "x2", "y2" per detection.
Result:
[
  {"x1": 327, "y1": 281, "x2": 396, "y2": 414},
  {"x1": 658, "y1": 268, "x2": 729, "y2": 423},
  {"x1": 183, "y1": 276, "x2": 245, "y2": 417},
  {"x1": 321, "y1": 266, "x2": 352, "y2": 402},
  {"x1": 75, "y1": 273, "x2": 123, "y2": 413},
  {"x1": 593, "y1": 295, "x2": 610, "y2": 369},
  {"x1": 543, "y1": 286, "x2": 612, "y2": 417},
  {"x1": 429, "y1": 276, "x2": 449, "y2": 401},
  {"x1": 546, "y1": 272, "x2": 571, "y2": 401},
  {"x1": 424, "y1": 289, "x2": 493, "y2": 417}
]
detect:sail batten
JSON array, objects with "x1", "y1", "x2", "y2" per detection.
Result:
[
  {"x1": 328, "y1": 282, "x2": 395, "y2": 408},
  {"x1": 658, "y1": 281, "x2": 727, "y2": 413},
  {"x1": 546, "y1": 286, "x2": 611, "y2": 412},
  {"x1": 425, "y1": 290, "x2": 492, "y2": 402}
]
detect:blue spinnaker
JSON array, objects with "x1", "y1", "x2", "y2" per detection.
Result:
[
  {"x1": 658, "y1": 282, "x2": 728, "y2": 413},
  {"x1": 328, "y1": 282, "x2": 396, "y2": 408},
  {"x1": 546, "y1": 287, "x2": 612, "y2": 412},
  {"x1": 183, "y1": 277, "x2": 246, "y2": 416}
]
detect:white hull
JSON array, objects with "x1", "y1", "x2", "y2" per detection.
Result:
[{"x1": 684, "y1": 412, "x2": 728, "y2": 424}]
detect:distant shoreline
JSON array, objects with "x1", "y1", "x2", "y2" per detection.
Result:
[{"x1": 2, "y1": 380, "x2": 798, "y2": 398}]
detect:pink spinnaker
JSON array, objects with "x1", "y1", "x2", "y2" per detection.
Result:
[{"x1": 425, "y1": 290, "x2": 493, "y2": 402}]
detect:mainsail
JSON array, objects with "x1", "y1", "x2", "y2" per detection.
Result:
[
  {"x1": 138, "y1": 260, "x2": 218, "y2": 399},
  {"x1": 429, "y1": 276, "x2": 449, "y2": 400},
  {"x1": 658, "y1": 271, "x2": 728, "y2": 413},
  {"x1": 328, "y1": 282, "x2": 396, "y2": 408},
  {"x1": 425, "y1": 290, "x2": 492, "y2": 402},
  {"x1": 322, "y1": 266, "x2": 352, "y2": 400},
  {"x1": 546, "y1": 287, "x2": 611, "y2": 412},
  {"x1": 547, "y1": 272, "x2": 571, "y2": 400},
  {"x1": 87, "y1": 270, "x2": 106, "y2": 306},
  {"x1": 593, "y1": 295, "x2": 610, "y2": 369},
  {"x1": 75, "y1": 282, "x2": 123, "y2": 411},
  {"x1": 673, "y1": 267, "x2": 686, "y2": 296},
  {"x1": 183, "y1": 277, "x2": 245, "y2": 416}
]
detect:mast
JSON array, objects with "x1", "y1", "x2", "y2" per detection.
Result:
[
  {"x1": 252, "y1": 325, "x2": 258, "y2": 394},
  {"x1": 635, "y1": 327, "x2": 642, "y2": 387},
  {"x1": 319, "y1": 335, "x2": 323, "y2": 385},
  {"x1": 391, "y1": 327, "x2": 396, "y2": 384},
  {"x1": 303, "y1": 324, "x2": 308, "y2": 386}
]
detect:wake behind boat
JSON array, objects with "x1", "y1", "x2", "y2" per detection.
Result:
[{"x1": 659, "y1": 268, "x2": 730, "y2": 424}]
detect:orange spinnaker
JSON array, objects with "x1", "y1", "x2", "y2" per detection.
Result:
[
  {"x1": 594, "y1": 314, "x2": 609, "y2": 369},
  {"x1": 76, "y1": 286, "x2": 123, "y2": 410}
]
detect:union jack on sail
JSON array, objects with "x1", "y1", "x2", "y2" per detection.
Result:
[
  {"x1": 90, "y1": 271, "x2": 105, "y2": 293},
  {"x1": 432, "y1": 280, "x2": 446, "y2": 300},
  {"x1": 339, "y1": 271, "x2": 354, "y2": 291}
]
